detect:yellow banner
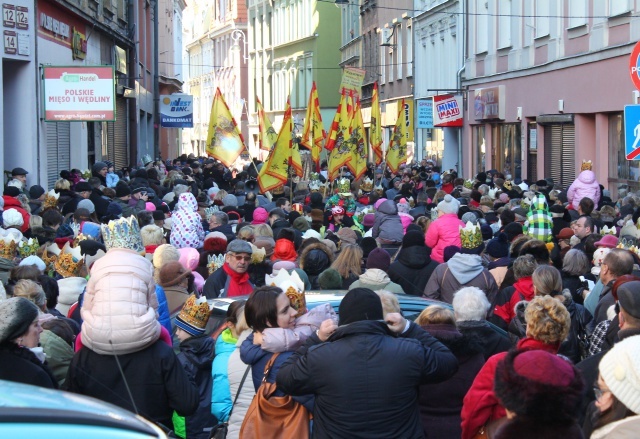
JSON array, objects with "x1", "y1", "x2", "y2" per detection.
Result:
[
  {"x1": 370, "y1": 82, "x2": 383, "y2": 165},
  {"x1": 206, "y1": 88, "x2": 246, "y2": 167},
  {"x1": 386, "y1": 99, "x2": 408, "y2": 173}
]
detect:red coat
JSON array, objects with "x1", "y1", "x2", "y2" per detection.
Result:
[
  {"x1": 3, "y1": 195, "x2": 30, "y2": 233},
  {"x1": 493, "y1": 277, "x2": 535, "y2": 325},
  {"x1": 460, "y1": 337, "x2": 559, "y2": 439}
]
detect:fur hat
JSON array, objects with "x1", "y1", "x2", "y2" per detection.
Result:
[
  {"x1": 599, "y1": 335, "x2": 640, "y2": 414},
  {"x1": 152, "y1": 243, "x2": 181, "y2": 269},
  {"x1": 0, "y1": 297, "x2": 40, "y2": 344},
  {"x1": 437, "y1": 194, "x2": 460, "y2": 215},
  {"x1": 175, "y1": 294, "x2": 210, "y2": 336},
  {"x1": 366, "y1": 247, "x2": 391, "y2": 271},
  {"x1": 339, "y1": 288, "x2": 383, "y2": 326},
  {"x1": 158, "y1": 261, "x2": 192, "y2": 288},
  {"x1": 318, "y1": 268, "x2": 343, "y2": 290}
]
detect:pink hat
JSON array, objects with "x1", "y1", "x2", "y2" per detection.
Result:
[
  {"x1": 145, "y1": 202, "x2": 156, "y2": 211},
  {"x1": 178, "y1": 247, "x2": 200, "y2": 270},
  {"x1": 363, "y1": 213, "x2": 375, "y2": 228},
  {"x1": 595, "y1": 234, "x2": 619, "y2": 249},
  {"x1": 374, "y1": 198, "x2": 387, "y2": 210},
  {"x1": 499, "y1": 193, "x2": 509, "y2": 203},
  {"x1": 252, "y1": 207, "x2": 268, "y2": 225}
]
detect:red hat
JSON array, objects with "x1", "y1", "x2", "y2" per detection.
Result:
[{"x1": 556, "y1": 227, "x2": 574, "y2": 240}]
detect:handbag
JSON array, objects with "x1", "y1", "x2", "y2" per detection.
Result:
[
  {"x1": 239, "y1": 353, "x2": 311, "y2": 439},
  {"x1": 209, "y1": 365, "x2": 251, "y2": 439}
]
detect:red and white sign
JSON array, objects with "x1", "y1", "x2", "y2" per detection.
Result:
[
  {"x1": 43, "y1": 66, "x2": 115, "y2": 121},
  {"x1": 433, "y1": 94, "x2": 464, "y2": 127},
  {"x1": 630, "y1": 41, "x2": 640, "y2": 91}
]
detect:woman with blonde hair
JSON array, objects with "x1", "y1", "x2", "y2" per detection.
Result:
[
  {"x1": 329, "y1": 244, "x2": 362, "y2": 289},
  {"x1": 253, "y1": 223, "x2": 274, "y2": 239}
]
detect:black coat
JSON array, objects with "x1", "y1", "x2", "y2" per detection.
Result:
[
  {"x1": 0, "y1": 342, "x2": 57, "y2": 389},
  {"x1": 388, "y1": 246, "x2": 438, "y2": 296},
  {"x1": 456, "y1": 320, "x2": 511, "y2": 361},
  {"x1": 89, "y1": 188, "x2": 111, "y2": 219},
  {"x1": 276, "y1": 320, "x2": 459, "y2": 439},
  {"x1": 177, "y1": 335, "x2": 217, "y2": 439},
  {"x1": 209, "y1": 224, "x2": 236, "y2": 242},
  {"x1": 64, "y1": 340, "x2": 199, "y2": 429}
]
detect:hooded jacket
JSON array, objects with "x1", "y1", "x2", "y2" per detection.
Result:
[
  {"x1": 372, "y1": 199, "x2": 404, "y2": 243},
  {"x1": 424, "y1": 254, "x2": 498, "y2": 305},
  {"x1": 221, "y1": 330, "x2": 255, "y2": 439},
  {"x1": 388, "y1": 245, "x2": 438, "y2": 296},
  {"x1": 523, "y1": 194, "x2": 553, "y2": 242},
  {"x1": 493, "y1": 276, "x2": 535, "y2": 326},
  {"x1": 348, "y1": 268, "x2": 406, "y2": 294},
  {"x1": 425, "y1": 213, "x2": 465, "y2": 263},
  {"x1": 567, "y1": 170, "x2": 600, "y2": 210},
  {"x1": 40, "y1": 329, "x2": 74, "y2": 387},
  {"x1": 2, "y1": 196, "x2": 29, "y2": 232},
  {"x1": 170, "y1": 192, "x2": 205, "y2": 249},
  {"x1": 298, "y1": 242, "x2": 334, "y2": 289}
]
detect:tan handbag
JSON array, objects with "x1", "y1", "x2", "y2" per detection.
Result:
[{"x1": 239, "y1": 353, "x2": 311, "y2": 439}]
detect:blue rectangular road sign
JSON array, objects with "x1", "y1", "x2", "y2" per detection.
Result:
[{"x1": 624, "y1": 105, "x2": 640, "y2": 160}]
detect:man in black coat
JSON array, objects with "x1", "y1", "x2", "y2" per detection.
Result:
[
  {"x1": 88, "y1": 177, "x2": 111, "y2": 219},
  {"x1": 276, "y1": 288, "x2": 458, "y2": 439},
  {"x1": 388, "y1": 230, "x2": 438, "y2": 296}
]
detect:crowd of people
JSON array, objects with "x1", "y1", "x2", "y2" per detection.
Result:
[{"x1": 0, "y1": 156, "x2": 639, "y2": 438}]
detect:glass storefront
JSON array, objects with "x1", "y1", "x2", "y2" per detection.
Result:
[{"x1": 609, "y1": 112, "x2": 640, "y2": 196}]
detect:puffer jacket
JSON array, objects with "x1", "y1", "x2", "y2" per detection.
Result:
[
  {"x1": 171, "y1": 192, "x2": 205, "y2": 249},
  {"x1": 261, "y1": 304, "x2": 337, "y2": 353},
  {"x1": 424, "y1": 254, "x2": 498, "y2": 305},
  {"x1": 372, "y1": 200, "x2": 404, "y2": 243},
  {"x1": 348, "y1": 268, "x2": 405, "y2": 294},
  {"x1": 388, "y1": 245, "x2": 438, "y2": 296},
  {"x1": 298, "y1": 242, "x2": 334, "y2": 289},
  {"x1": 40, "y1": 329, "x2": 74, "y2": 387},
  {"x1": 224, "y1": 330, "x2": 255, "y2": 439},
  {"x1": 425, "y1": 213, "x2": 465, "y2": 263},
  {"x1": 567, "y1": 170, "x2": 600, "y2": 210},
  {"x1": 211, "y1": 329, "x2": 238, "y2": 422},
  {"x1": 81, "y1": 248, "x2": 161, "y2": 355}
]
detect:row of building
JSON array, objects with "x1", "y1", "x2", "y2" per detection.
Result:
[{"x1": 183, "y1": 0, "x2": 640, "y2": 197}]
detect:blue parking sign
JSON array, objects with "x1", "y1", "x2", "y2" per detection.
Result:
[{"x1": 624, "y1": 105, "x2": 640, "y2": 160}]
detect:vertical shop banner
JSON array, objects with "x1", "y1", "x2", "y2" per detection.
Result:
[
  {"x1": 339, "y1": 67, "x2": 366, "y2": 98},
  {"x1": 43, "y1": 66, "x2": 115, "y2": 121},
  {"x1": 403, "y1": 99, "x2": 414, "y2": 142},
  {"x1": 417, "y1": 99, "x2": 434, "y2": 128},
  {"x1": 160, "y1": 94, "x2": 193, "y2": 128},
  {"x1": 433, "y1": 94, "x2": 464, "y2": 127}
]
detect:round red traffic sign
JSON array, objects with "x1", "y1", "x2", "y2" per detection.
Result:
[{"x1": 630, "y1": 41, "x2": 640, "y2": 91}]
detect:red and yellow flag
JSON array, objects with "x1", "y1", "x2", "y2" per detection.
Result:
[
  {"x1": 206, "y1": 88, "x2": 246, "y2": 167},
  {"x1": 386, "y1": 99, "x2": 408, "y2": 173},
  {"x1": 326, "y1": 88, "x2": 348, "y2": 152},
  {"x1": 346, "y1": 98, "x2": 368, "y2": 181},
  {"x1": 327, "y1": 90, "x2": 353, "y2": 180},
  {"x1": 257, "y1": 98, "x2": 277, "y2": 152},
  {"x1": 300, "y1": 82, "x2": 326, "y2": 170},
  {"x1": 370, "y1": 82, "x2": 383, "y2": 165}
]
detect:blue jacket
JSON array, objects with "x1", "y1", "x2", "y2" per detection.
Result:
[
  {"x1": 210, "y1": 328, "x2": 237, "y2": 421},
  {"x1": 106, "y1": 172, "x2": 120, "y2": 188},
  {"x1": 155, "y1": 285, "x2": 172, "y2": 334}
]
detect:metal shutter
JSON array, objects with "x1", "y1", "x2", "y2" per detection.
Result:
[
  {"x1": 544, "y1": 124, "x2": 575, "y2": 189},
  {"x1": 46, "y1": 122, "x2": 71, "y2": 189},
  {"x1": 114, "y1": 97, "x2": 128, "y2": 169}
]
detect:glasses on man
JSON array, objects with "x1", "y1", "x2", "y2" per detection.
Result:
[{"x1": 229, "y1": 253, "x2": 251, "y2": 262}]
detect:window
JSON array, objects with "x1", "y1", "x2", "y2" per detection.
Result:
[
  {"x1": 476, "y1": 0, "x2": 488, "y2": 53},
  {"x1": 380, "y1": 32, "x2": 385, "y2": 83},
  {"x1": 492, "y1": 124, "x2": 522, "y2": 180},
  {"x1": 609, "y1": 0, "x2": 631, "y2": 17},
  {"x1": 498, "y1": 0, "x2": 511, "y2": 48},
  {"x1": 388, "y1": 45, "x2": 394, "y2": 82},
  {"x1": 609, "y1": 113, "x2": 640, "y2": 194},
  {"x1": 406, "y1": 25, "x2": 412, "y2": 77},
  {"x1": 568, "y1": 0, "x2": 587, "y2": 28},
  {"x1": 397, "y1": 27, "x2": 402, "y2": 79},
  {"x1": 535, "y1": 0, "x2": 550, "y2": 38},
  {"x1": 474, "y1": 126, "x2": 486, "y2": 173}
]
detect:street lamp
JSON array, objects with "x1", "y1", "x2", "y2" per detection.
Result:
[{"x1": 231, "y1": 29, "x2": 248, "y2": 64}]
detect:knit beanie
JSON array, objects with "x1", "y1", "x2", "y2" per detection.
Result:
[
  {"x1": 77, "y1": 199, "x2": 95, "y2": 214},
  {"x1": 486, "y1": 232, "x2": 510, "y2": 258},
  {"x1": 115, "y1": 184, "x2": 131, "y2": 198},
  {"x1": 504, "y1": 222, "x2": 524, "y2": 242},
  {"x1": 337, "y1": 227, "x2": 357, "y2": 246},
  {"x1": 2, "y1": 209, "x2": 23, "y2": 228},
  {"x1": 222, "y1": 194, "x2": 238, "y2": 207},
  {"x1": 339, "y1": 288, "x2": 384, "y2": 326},
  {"x1": 599, "y1": 334, "x2": 640, "y2": 414},
  {"x1": 437, "y1": 194, "x2": 460, "y2": 215},
  {"x1": 92, "y1": 161, "x2": 108, "y2": 174},
  {"x1": 461, "y1": 211, "x2": 479, "y2": 225},
  {"x1": 443, "y1": 245, "x2": 460, "y2": 262},
  {"x1": 366, "y1": 247, "x2": 391, "y2": 271},
  {"x1": 152, "y1": 243, "x2": 181, "y2": 269},
  {"x1": 359, "y1": 237, "x2": 378, "y2": 258},
  {"x1": 252, "y1": 207, "x2": 268, "y2": 225},
  {"x1": 106, "y1": 201, "x2": 123, "y2": 217},
  {"x1": 363, "y1": 213, "x2": 375, "y2": 228},
  {"x1": 19, "y1": 255, "x2": 46, "y2": 272},
  {"x1": 318, "y1": 268, "x2": 343, "y2": 290},
  {"x1": 293, "y1": 217, "x2": 311, "y2": 232},
  {"x1": 29, "y1": 185, "x2": 45, "y2": 199},
  {"x1": 0, "y1": 297, "x2": 39, "y2": 344},
  {"x1": 158, "y1": 261, "x2": 192, "y2": 288},
  {"x1": 402, "y1": 230, "x2": 425, "y2": 248}
]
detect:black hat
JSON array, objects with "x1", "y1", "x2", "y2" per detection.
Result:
[
  {"x1": 617, "y1": 281, "x2": 640, "y2": 319},
  {"x1": 132, "y1": 186, "x2": 146, "y2": 195},
  {"x1": 115, "y1": 184, "x2": 132, "y2": 198},
  {"x1": 11, "y1": 167, "x2": 28, "y2": 176},
  {"x1": 75, "y1": 182, "x2": 92, "y2": 193},
  {"x1": 504, "y1": 222, "x2": 524, "y2": 242},
  {"x1": 481, "y1": 224, "x2": 493, "y2": 241},
  {"x1": 152, "y1": 210, "x2": 165, "y2": 221},
  {"x1": 28, "y1": 185, "x2": 45, "y2": 200},
  {"x1": 4, "y1": 186, "x2": 20, "y2": 197},
  {"x1": 487, "y1": 232, "x2": 510, "y2": 258},
  {"x1": 536, "y1": 179, "x2": 549, "y2": 188},
  {"x1": 92, "y1": 162, "x2": 107, "y2": 174},
  {"x1": 339, "y1": 288, "x2": 384, "y2": 326},
  {"x1": 402, "y1": 230, "x2": 425, "y2": 248}
]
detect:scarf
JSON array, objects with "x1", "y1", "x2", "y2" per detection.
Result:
[{"x1": 223, "y1": 262, "x2": 253, "y2": 297}]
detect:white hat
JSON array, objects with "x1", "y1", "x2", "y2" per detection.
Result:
[
  {"x1": 19, "y1": 255, "x2": 46, "y2": 272},
  {"x1": 599, "y1": 335, "x2": 640, "y2": 414},
  {"x1": 302, "y1": 229, "x2": 322, "y2": 240},
  {"x1": 437, "y1": 194, "x2": 460, "y2": 215},
  {"x1": 56, "y1": 277, "x2": 88, "y2": 317},
  {"x1": 2, "y1": 209, "x2": 23, "y2": 228}
]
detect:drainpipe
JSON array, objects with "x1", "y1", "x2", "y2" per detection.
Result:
[
  {"x1": 456, "y1": 0, "x2": 467, "y2": 177},
  {"x1": 153, "y1": 0, "x2": 160, "y2": 161}
]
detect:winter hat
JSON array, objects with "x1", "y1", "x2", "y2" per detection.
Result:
[
  {"x1": 3, "y1": 186, "x2": 20, "y2": 197},
  {"x1": 19, "y1": 255, "x2": 46, "y2": 272},
  {"x1": 495, "y1": 349, "x2": 584, "y2": 421},
  {"x1": 0, "y1": 297, "x2": 40, "y2": 344},
  {"x1": 2, "y1": 209, "x2": 23, "y2": 228},
  {"x1": 461, "y1": 211, "x2": 479, "y2": 225},
  {"x1": 272, "y1": 239, "x2": 297, "y2": 262},
  {"x1": 339, "y1": 288, "x2": 384, "y2": 326},
  {"x1": 222, "y1": 194, "x2": 238, "y2": 207},
  {"x1": 337, "y1": 227, "x2": 357, "y2": 246},
  {"x1": 595, "y1": 234, "x2": 618, "y2": 249},
  {"x1": 486, "y1": 233, "x2": 510, "y2": 258},
  {"x1": 56, "y1": 277, "x2": 88, "y2": 316},
  {"x1": 106, "y1": 201, "x2": 123, "y2": 217},
  {"x1": 599, "y1": 335, "x2": 640, "y2": 414},
  {"x1": 145, "y1": 202, "x2": 156, "y2": 212},
  {"x1": 374, "y1": 198, "x2": 387, "y2": 210},
  {"x1": 310, "y1": 209, "x2": 324, "y2": 223},
  {"x1": 77, "y1": 199, "x2": 95, "y2": 214},
  {"x1": 254, "y1": 238, "x2": 275, "y2": 259},
  {"x1": 402, "y1": 230, "x2": 425, "y2": 249},
  {"x1": 556, "y1": 227, "x2": 574, "y2": 240},
  {"x1": 271, "y1": 260, "x2": 296, "y2": 275},
  {"x1": 292, "y1": 217, "x2": 310, "y2": 233},
  {"x1": 158, "y1": 260, "x2": 192, "y2": 288},
  {"x1": 318, "y1": 268, "x2": 343, "y2": 290},
  {"x1": 251, "y1": 207, "x2": 268, "y2": 225},
  {"x1": 363, "y1": 213, "x2": 375, "y2": 228},
  {"x1": 480, "y1": 224, "x2": 493, "y2": 241},
  {"x1": 366, "y1": 247, "x2": 391, "y2": 271},
  {"x1": 115, "y1": 184, "x2": 131, "y2": 198},
  {"x1": 321, "y1": 239, "x2": 338, "y2": 255},
  {"x1": 152, "y1": 243, "x2": 181, "y2": 269},
  {"x1": 359, "y1": 237, "x2": 378, "y2": 258},
  {"x1": 92, "y1": 161, "x2": 108, "y2": 174},
  {"x1": 443, "y1": 245, "x2": 460, "y2": 262},
  {"x1": 179, "y1": 247, "x2": 200, "y2": 271},
  {"x1": 504, "y1": 222, "x2": 524, "y2": 242},
  {"x1": 302, "y1": 229, "x2": 322, "y2": 241},
  {"x1": 29, "y1": 185, "x2": 45, "y2": 200},
  {"x1": 616, "y1": 281, "x2": 640, "y2": 319},
  {"x1": 397, "y1": 198, "x2": 410, "y2": 214},
  {"x1": 175, "y1": 294, "x2": 210, "y2": 336},
  {"x1": 437, "y1": 194, "x2": 460, "y2": 215}
]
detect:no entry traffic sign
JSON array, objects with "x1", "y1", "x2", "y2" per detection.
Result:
[{"x1": 630, "y1": 41, "x2": 640, "y2": 91}]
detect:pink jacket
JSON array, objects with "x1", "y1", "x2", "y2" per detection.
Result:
[
  {"x1": 260, "y1": 303, "x2": 337, "y2": 352},
  {"x1": 425, "y1": 213, "x2": 465, "y2": 263},
  {"x1": 179, "y1": 247, "x2": 205, "y2": 292},
  {"x1": 567, "y1": 170, "x2": 600, "y2": 210},
  {"x1": 399, "y1": 212, "x2": 413, "y2": 234}
]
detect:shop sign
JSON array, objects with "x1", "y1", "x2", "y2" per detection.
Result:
[
  {"x1": 339, "y1": 67, "x2": 366, "y2": 98},
  {"x1": 474, "y1": 86, "x2": 505, "y2": 120},
  {"x1": 160, "y1": 94, "x2": 193, "y2": 128},
  {"x1": 43, "y1": 66, "x2": 115, "y2": 121},
  {"x1": 629, "y1": 41, "x2": 640, "y2": 91},
  {"x1": 433, "y1": 94, "x2": 463, "y2": 127},
  {"x1": 416, "y1": 98, "x2": 434, "y2": 128},
  {"x1": 40, "y1": 11, "x2": 69, "y2": 39},
  {"x1": 71, "y1": 26, "x2": 86, "y2": 59}
]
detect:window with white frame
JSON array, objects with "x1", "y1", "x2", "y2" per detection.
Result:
[
  {"x1": 406, "y1": 25, "x2": 412, "y2": 77},
  {"x1": 476, "y1": 0, "x2": 489, "y2": 53},
  {"x1": 380, "y1": 32, "x2": 386, "y2": 83},
  {"x1": 388, "y1": 45, "x2": 394, "y2": 82},
  {"x1": 568, "y1": 0, "x2": 587, "y2": 27},
  {"x1": 306, "y1": 57, "x2": 312, "y2": 99},
  {"x1": 397, "y1": 26, "x2": 403, "y2": 79},
  {"x1": 535, "y1": 0, "x2": 550, "y2": 38},
  {"x1": 298, "y1": 60, "x2": 305, "y2": 107},
  {"x1": 610, "y1": 0, "x2": 631, "y2": 16},
  {"x1": 498, "y1": 0, "x2": 511, "y2": 48}
]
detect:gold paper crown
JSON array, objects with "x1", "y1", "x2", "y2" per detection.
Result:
[
  {"x1": 310, "y1": 172, "x2": 320, "y2": 181},
  {"x1": 309, "y1": 180, "x2": 321, "y2": 191},
  {"x1": 601, "y1": 225, "x2": 617, "y2": 236},
  {"x1": 250, "y1": 243, "x2": 266, "y2": 264},
  {"x1": 265, "y1": 269, "x2": 306, "y2": 317},
  {"x1": 176, "y1": 295, "x2": 211, "y2": 334},
  {"x1": 503, "y1": 180, "x2": 513, "y2": 191},
  {"x1": 337, "y1": 178, "x2": 351, "y2": 195},
  {"x1": 207, "y1": 253, "x2": 225, "y2": 275},
  {"x1": 43, "y1": 190, "x2": 60, "y2": 210},
  {"x1": 581, "y1": 160, "x2": 593, "y2": 171},
  {"x1": 42, "y1": 242, "x2": 61, "y2": 267},
  {"x1": 0, "y1": 239, "x2": 17, "y2": 260},
  {"x1": 54, "y1": 242, "x2": 85, "y2": 278},
  {"x1": 101, "y1": 216, "x2": 144, "y2": 253},
  {"x1": 360, "y1": 177, "x2": 373, "y2": 193},
  {"x1": 460, "y1": 221, "x2": 483, "y2": 249},
  {"x1": 18, "y1": 238, "x2": 40, "y2": 258},
  {"x1": 463, "y1": 179, "x2": 474, "y2": 189}
]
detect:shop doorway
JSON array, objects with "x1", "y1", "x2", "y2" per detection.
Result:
[{"x1": 543, "y1": 123, "x2": 575, "y2": 188}]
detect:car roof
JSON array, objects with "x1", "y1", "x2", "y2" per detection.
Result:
[{"x1": 0, "y1": 380, "x2": 165, "y2": 437}]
